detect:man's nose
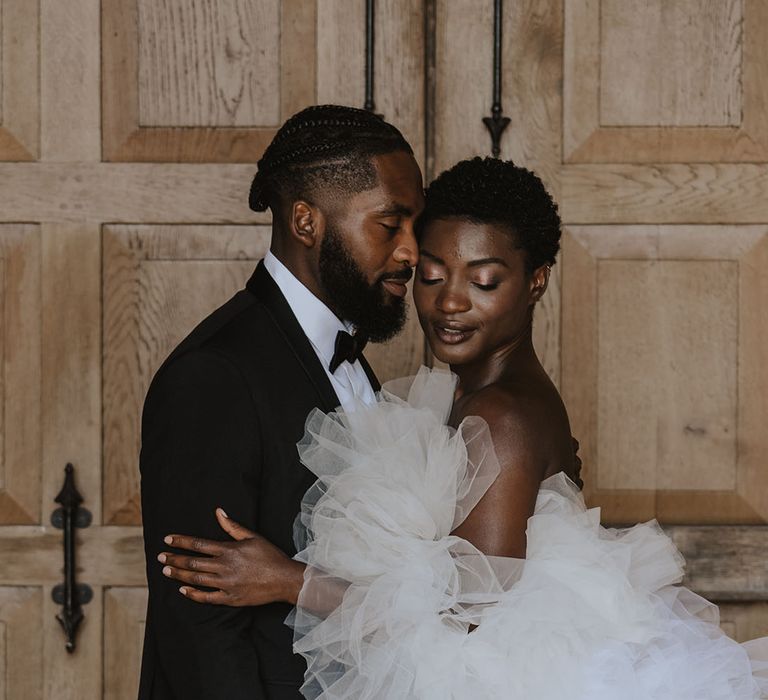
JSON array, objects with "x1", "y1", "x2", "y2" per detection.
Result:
[{"x1": 392, "y1": 223, "x2": 419, "y2": 268}]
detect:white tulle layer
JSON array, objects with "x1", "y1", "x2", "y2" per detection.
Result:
[{"x1": 288, "y1": 368, "x2": 768, "y2": 699}]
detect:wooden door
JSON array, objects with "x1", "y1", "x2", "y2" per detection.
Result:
[
  {"x1": 0, "y1": 1, "x2": 426, "y2": 698},
  {"x1": 434, "y1": 0, "x2": 768, "y2": 640},
  {"x1": 3, "y1": 2, "x2": 767, "y2": 698}
]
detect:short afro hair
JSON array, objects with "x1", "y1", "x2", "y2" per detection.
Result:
[
  {"x1": 249, "y1": 105, "x2": 413, "y2": 213},
  {"x1": 419, "y1": 157, "x2": 561, "y2": 273}
]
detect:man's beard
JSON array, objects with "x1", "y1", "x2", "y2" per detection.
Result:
[{"x1": 318, "y1": 225, "x2": 410, "y2": 343}]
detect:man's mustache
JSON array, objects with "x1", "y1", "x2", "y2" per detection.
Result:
[{"x1": 379, "y1": 268, "x2": 413, "y2": 284}]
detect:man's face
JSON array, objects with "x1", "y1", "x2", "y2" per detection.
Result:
[{"x1": 318, "y1": 151, "x2": 424, "y2": 342}]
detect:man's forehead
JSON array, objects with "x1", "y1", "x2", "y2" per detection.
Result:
[
  {"x1": 371, "y1": 153, "x2": 424, "y2": 205},
  {"x1": 372, "y1": 150, "x2": 421, "y2": 179}
]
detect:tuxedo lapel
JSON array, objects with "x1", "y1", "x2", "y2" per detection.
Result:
[{"x1": 246, "y1": 261, "x2": 340, "y2": 412}]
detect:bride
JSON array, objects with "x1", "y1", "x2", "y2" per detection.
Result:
[{"x1": 160, "y1": 157, "x2": 768, "y2": 698}]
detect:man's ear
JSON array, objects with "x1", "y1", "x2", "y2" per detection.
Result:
[
  {"x1": 290, "y1": 200, "x2": 325, "y2": 248},
  {"x1": 529, "y1": 264, "x2": 550, "y2": 304}
]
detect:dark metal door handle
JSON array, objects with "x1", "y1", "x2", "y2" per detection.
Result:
[
  {"x1": 364, "y1": 0, "x2": 384, "y2": 118},
  {"x1": 483, "y1": 0, "x2": 511, "y2": 157},
  {"x1": 51, "y1": 463, "x2": 92, "y2": 653}
]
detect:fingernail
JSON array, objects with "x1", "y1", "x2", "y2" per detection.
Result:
[
  {"x1": 157, "y1": 553, "x2": 166, "y2": 564},
  {"x1": 164, "y1": 535, "x2": 173, "y2": 545},
  {"x1": 162, "y1": 566, "x2": 171, "y2": 577},
  {"x1": 217, "y1": 507, "x2": 229, "y2": 519},
  {"x1": 179, "y1": 587, "x2": 188, "y2": 595}
]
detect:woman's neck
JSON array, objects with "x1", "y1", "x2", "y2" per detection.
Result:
[{"x1": 451, "y1": 320, "x2": 538, "y2": 398}]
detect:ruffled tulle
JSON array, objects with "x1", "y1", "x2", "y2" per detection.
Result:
[{"x1": 287, "y1": 367, "x2": 768, "y2": 699}]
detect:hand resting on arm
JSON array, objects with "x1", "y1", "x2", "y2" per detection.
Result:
[
  {"x1": 161, "y1": 397, "x2": 581, "y2": 603},
  {"x1": 160, "y1": 507, "x2": 305, "y2": 606}
]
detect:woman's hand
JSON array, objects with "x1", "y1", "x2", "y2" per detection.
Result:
[{"x1": 159, "y1": 508, "x2": 305, "y2": 606}]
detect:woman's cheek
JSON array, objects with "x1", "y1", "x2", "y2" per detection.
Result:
[{"x1": 413, "y1": 283, "x2": 430, "y2": 317}]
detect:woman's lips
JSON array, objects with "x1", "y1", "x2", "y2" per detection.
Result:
[
  {"x1": 382, "y1": 280, "x2": 408, "y2": 298},
  {"x1": 432, "y1": 323, "x2": 476, "y2": 345}
]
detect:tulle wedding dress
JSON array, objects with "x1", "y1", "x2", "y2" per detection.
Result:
[{"x1": 287, "y1": 368, "x2": 768, "y2": 699}]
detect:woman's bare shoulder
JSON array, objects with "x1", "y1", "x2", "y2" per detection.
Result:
[
  {"x1": 452, "y1": 378, "x2": 574, "y2": 477},
  {"x1": 454, "y1": 380, "x2": 563, "y2": 436}
]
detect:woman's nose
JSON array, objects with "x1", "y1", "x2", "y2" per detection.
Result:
[{"x1": 436, "y1": 284, "x2": 471, "y2": 314}]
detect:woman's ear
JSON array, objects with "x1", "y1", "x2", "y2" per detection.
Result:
[
  {"x1": 290, "y1": 200, "x2": 324, "y2": 248},
  {"x1": 529, "y1": 264, "x2": 551, "y2": 304}
]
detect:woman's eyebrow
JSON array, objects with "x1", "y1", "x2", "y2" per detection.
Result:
[{"x1": 467, "y1": 257, "x2": 509, "y2": 268}]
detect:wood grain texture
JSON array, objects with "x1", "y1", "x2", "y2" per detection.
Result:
[
  {"x1": 600, "y1": 0, "x2": 742, "y2": 127},
  {"x1": 0, "y1": 260, "x2": 4, "y2": 495},
  {"x1": 0, "y1": 587, "x2": 42, "y2": 700},
  {"x1": 562, "y1": 225, "x2": 768, "y2": 525},
  {"x1": 138, "y1": 0, "x2": 279, "y2": 127},
  {"x1": 280, "y1": 0, "x2": 317, "y2": 119},
  {"x1": 533, "y1": 262, "x2": 561, "y2": 387},
  {"x1": 0, "y1": 0, "x2": 40, "y2": 160},
  {"x1": 104, "y1": 588, "x2": 147, "y2": 700},
  {"x1": 597, "y1": 259, "x2": 737, "y2": 492},
  {"x1": 316, "y1": 0, "x2": 365, "y2": 113},
  {"x1": 563, "y1": 0, "x2": 598, "y2": 162},
  {"x1": 561, "y1": 164, "x2": 768, "y2": 224},
  {"x1": 718, "y1": 602, "x2": 768, "y2": 642},
  {"x1": 103, "y1": 0, "x2": 316, "y2": 161},
  {"x1": 669, "y1": 526, "x2": 768, "y2": 601},
  {"x1": 0, "y1": 225, "x2": 41, "y2": 524},
  {"x1": 41, "y1": 224, "x2": 102, "y2": 523},
  {"x1": 0, "y1": 163, "x2": 265, "y2": 223},
  {"x1": 737, "y1": 233, "x2": 768, "y2": 533},
  {"x1": 40, "y1": 0, "x2": 100, "y2": 161},
  {"x1": 564, "y1": 0, "x2": 768, "y2": 162},
  {"x1": 0, "y1": 3, "x2": 3, "y2": 125},
  {"x1": 375, "y1": 0, "x2": 426, "y2": 167},
  {"x1": 102, "y1": 225, "x2": 270, "y2": 524},
  {"x1": 434, "y1": 0, "x2": 493, "y2": 171},
  {"x1": 0, "y1": 526, "x2": 145, "y2": 586}
]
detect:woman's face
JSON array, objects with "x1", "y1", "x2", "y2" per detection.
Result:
[{"x1": 413, "y1": 217, "x2": 545, "y2": 366}]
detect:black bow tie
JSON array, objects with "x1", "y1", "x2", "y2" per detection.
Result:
[{"x1": 329, "y1": 330, "x2": 368, "y2": 373}]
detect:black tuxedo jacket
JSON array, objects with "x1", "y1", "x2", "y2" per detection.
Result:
[{"x1": 138, "y1": 261, "x2": 379, "y2": 700}]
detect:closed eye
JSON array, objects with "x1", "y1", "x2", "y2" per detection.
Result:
[
  {"x1": 418, "y1": 276, "x2": 442, "y2": 285},
  {"x1": 473, "y1": 282, "x2": 499, "y2": 291}
]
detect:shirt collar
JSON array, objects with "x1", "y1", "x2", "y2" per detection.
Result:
[{"x1": 263, "y1": 251, "x2": 354, "y2": 368}]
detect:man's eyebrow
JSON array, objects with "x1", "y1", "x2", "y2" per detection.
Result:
[
  {"x1": 467, "y1": 257, "x2": 509, "y2": 268},
  {"x1": 375, "y1": 203, "x2": 413, "y2": 216}
]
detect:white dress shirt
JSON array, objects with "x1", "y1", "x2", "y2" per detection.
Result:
[{"x1": 263, "y1": 251, "x2": 377, "y2": 412}]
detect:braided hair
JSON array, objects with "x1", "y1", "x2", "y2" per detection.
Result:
[
  {"x1": 249, "y1": 105, "x2": 413, "y2": 212},
  {"x1": 419, "y1": 157, "x2": 561, "y2": 274}
]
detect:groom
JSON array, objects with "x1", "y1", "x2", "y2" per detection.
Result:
[{"x1": 138, "y1": 105, "x2": 425, "y2": 700}]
